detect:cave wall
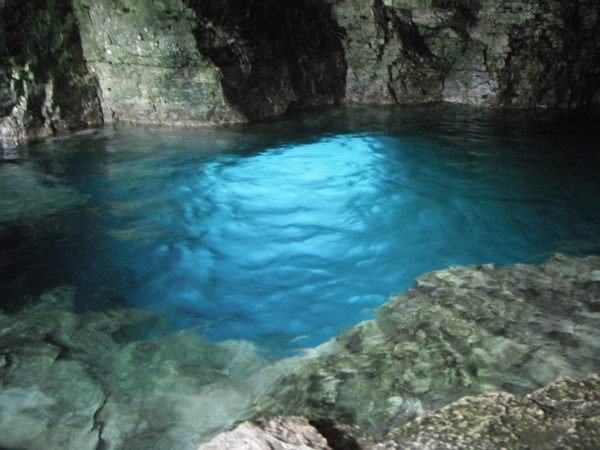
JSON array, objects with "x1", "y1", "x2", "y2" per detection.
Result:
[
  {"x1": 71, "y1": 0, "x2": 346, "y2": 124},
  {"x1": 0, "y1": 0, "x2": 102, "y2": 149},
  {"x1": 184, "y1": 0, "x2": 347, "y2": 119},
  {"x1": 1, "y1": 0, "x2": 599, "y2": 148},
  {"x1": 332, "y1": 0, "x2": 600, "y2": 107},
  {"x1": 71, "y1": 0, "x2": 239, "y2": 126}
]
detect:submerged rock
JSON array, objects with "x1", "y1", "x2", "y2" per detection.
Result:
[
  {"x1": 0, "y1": 287, "x2": 305, "y2": 450},
  {"x1": 0, "y1": 255, "x2": 599, "y2": 449},
  {"x1": 251, "y1": 254, "x2": 600, "y2": 439}
]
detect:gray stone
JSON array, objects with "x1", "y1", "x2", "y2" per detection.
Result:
[
  {"x1": 1, "y1": 256, "x2": 599, "y2": 449},
  {"x1": 204, "y1": 373, "x2": 600, "y2": 449},
  {"x1": 2, "y1": 0, "x2": 600, "y2": 148},
  {"x1": 197, "y1": 417, "x2": 332, "y2": 450},
  {"x1": 0, "y1": 287, "x2": 317, "y2": 450},
  {"x1": 389, "y1": 373, "x2": 600, "y2": 449},
  {"x1": 332, "y1": 0, "x2": 600, "y2": 108},
  {"x1": 72, "y1": 0, "x2": 239, "y2": 126}
]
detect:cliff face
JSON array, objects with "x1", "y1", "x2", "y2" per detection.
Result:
[
  {"x1": 72, "y1": 0, "x2": 238, "y2": 127},
  {"x1": 335, "y1": 0, "x2": 600, "y2": 107},
  {"x1": 0, "y1": 0, "x2": 102, "y2": 150},
  {"x1": 1, "y1": 0, "x2": 599, "y2": 148}
]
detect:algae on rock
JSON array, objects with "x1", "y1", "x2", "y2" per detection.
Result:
[
  {"x1": 0, "y1": 0, "x2": 102, "y2": 149},
  {"x1": 0, "y1": 287, "x2": 305, "y2": 450}
]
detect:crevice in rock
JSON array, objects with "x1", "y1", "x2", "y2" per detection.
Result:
[
  {"x1": 91, "y1": 394, "x2": 109, "y2": 450},
  {"x1": 432, "y1": 0, "x2": 482, "y2": 26},
  {"x1": 308, "y1": 419, "x2": 363, "y2": 450},
  {"x1": 184, "y1": 0, "x2": 347, "y2": 120},
  {"x1": 43, "y1": 333, "x2": 72, "y2": 361}
]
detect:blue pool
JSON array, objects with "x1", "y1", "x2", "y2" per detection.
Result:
[{"x1": 1, "y1": 105, "x2": 599, "y2": 354}]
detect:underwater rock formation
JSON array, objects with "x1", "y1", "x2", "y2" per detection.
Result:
[
  {"x1": 200, "y1": 373, "x2": 600, "y2": 449},
  {"x1": 0, "y1": 255, "x2": 598, "y2": 449},
  {"x1": 2, "y1": 0, "x2": 600, "y2": 147},
  {"x1": 250, "y1": 254, "x2": 600, "y2": 439},
  {"x1": 0, "y1": 287, "x2": 306, "y2": 450}
]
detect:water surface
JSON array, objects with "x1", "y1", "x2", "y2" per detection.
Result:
[{"x1": 1, "y1": 105, "x2": 599, "y2": 354}]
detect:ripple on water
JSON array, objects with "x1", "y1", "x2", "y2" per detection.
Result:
[{"x1": 1, "y1": 105, "x2": 600, "y2": 352}]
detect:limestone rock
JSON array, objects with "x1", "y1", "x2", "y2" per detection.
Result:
[
  {"x1": 197, "y1": 417, "x2": 332, "y2": 450},
  {"x1": 331, "y1": 0, "x2": 600, "y2": 108},
  {"x1": 204, "y1": 373, "x2": 600, "y2": 449},
  {"x1": 0, "y1": 287, "x2": 296, "y2": 450},
  {"x1": 389, "y1": 373, "x2": 600, "y2": 449},
  {"x1": 72, "y1": 0, "x2": 239, "y2": 126},
  {"x1": 1, "y1": 256, "x2": 599, "y2": 449},
  {"x1": 2, "y1": 0, "x2": 600, "y2": 148}
]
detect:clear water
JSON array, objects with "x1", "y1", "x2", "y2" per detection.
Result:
[{"x1": 1, "y1": 105, "x2": 600, "y2": 354}]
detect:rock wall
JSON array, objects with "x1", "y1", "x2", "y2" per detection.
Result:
[
  {"x1": 72, "y1": 0, "x2": 239, "y2": 126},
  {"x1": 0, "y1": 0, "x2": 102, "y2": 150},
  {"x1": 332, "y1": 0, "x2": 600, "y2": 107},
  {"x1": 184, "y1": 0, "x2": 347, "y2": 120},
  {"x1": 1, "y1": 0, "x2": 599, "y2": 148}
]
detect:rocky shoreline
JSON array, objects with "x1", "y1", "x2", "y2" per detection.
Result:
[
  {"x1": 201, "y1": 253, "x2": 600, "y2": 449},
  {"x1": 200, "y1": 372, "x2": 600, "y2": 449},
  {"x1": 0, "y1": 254, "x2": 599, "y2": 449}
]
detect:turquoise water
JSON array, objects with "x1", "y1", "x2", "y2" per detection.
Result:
[{"x1": 1, "y1": 105, "x2": 599, "y2": 353}]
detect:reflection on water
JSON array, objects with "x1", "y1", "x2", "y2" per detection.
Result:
[{"x1": 1, "y1": 105, "x2": 600, "y2": 353}]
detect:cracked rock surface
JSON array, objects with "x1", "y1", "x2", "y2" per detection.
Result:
[{"x1": 0, "y1": 287, "x2": 310, "y2": 450}]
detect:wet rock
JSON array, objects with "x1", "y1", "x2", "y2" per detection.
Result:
[
  {"x1": 0, "y1": 287, "x2": 302, "y2": 450},
  {"x1": 205, "y1": 373, "x2": 600, "y2": 449},
  {"x1": 197, "y1": 417, "x2": 332, "y2": 450},
  {"x1": 389, "y1": 373, "x2": 600, "y2": 449},
  {"x1": 1, "y1": 255, "x2": 599, "y2": 449},
  {"x1": 251, "y1": 254, "x2": 600, "y2": 439}
]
